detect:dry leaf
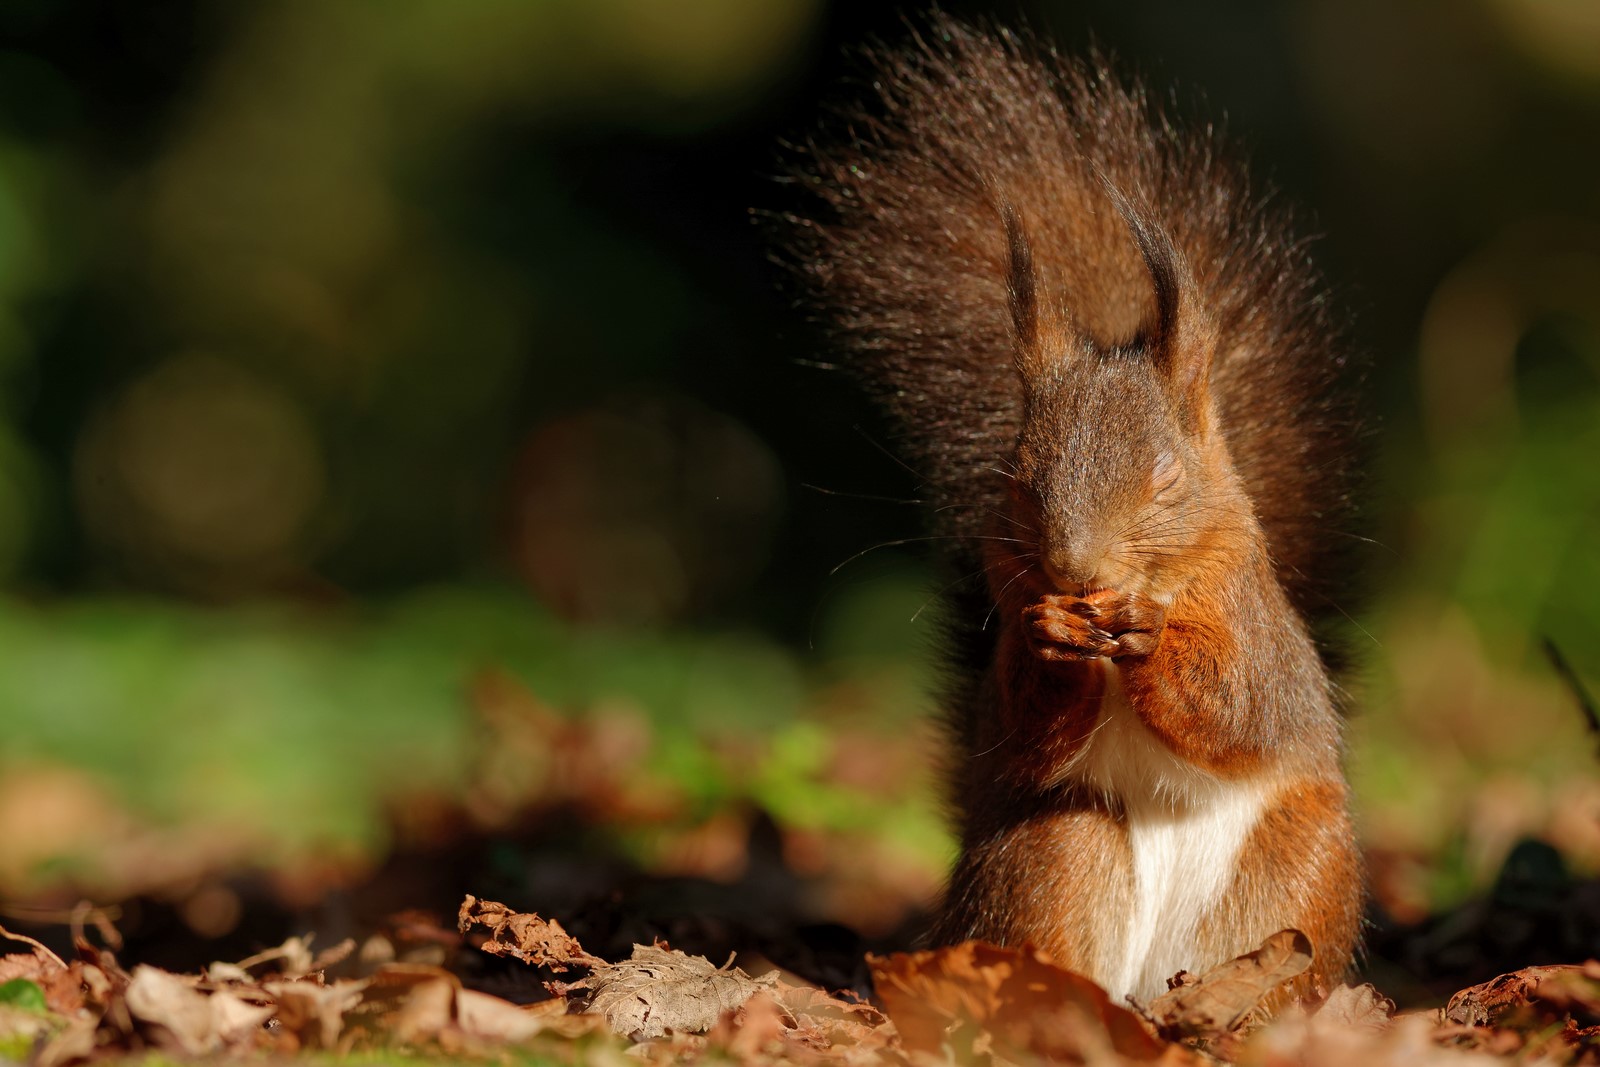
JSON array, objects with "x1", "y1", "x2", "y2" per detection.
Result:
[
  {"x1": 34, "y1": 1017, "x2": 98, "y2": 1067},
  {"x1": 1443, "y1": 958, "x2": 1600, "y2": 1057},
  {"x1": 283, "y1": 956, "x2": 589, "y2": 1052},
  {"x1": 713, "y1": 989, "x2": 790, "y2": 1060},
  {"x1": 356, "y1": 962, "x2": 461, "y2": 1017},
  {"x1": 700, "y1": 974, "x2": 895, "y2": 1064},
  {"x1": 579, "y1": 943, "x2": 767, "y2": 1040},
  {"x1": 1222, "y1": 982, "x2": 1396, "y2": 1066},
  {"x1": 1145, "y1": 929, "x2": 1313, "y2": 1038},
  {"x1": 1243, "y1": 1012, "x2": 1506, "y2": 1066},
  {"x1": 456, "y1": 988, "x2": 577, "y2": 1043},
  {"x1": 0, "y1": 923, "x2": 85, "y2": 1015},
  {"x1": 771, "y1": 978, "x2": 889, "y2": 1052},
  {"x1": 1315, "y1": 983, "x2": 1395, "y2": 1032},
  {"x1": 264, "y1": 978, "x2": 368, "y2": 1049},
  {"x1": 1537, "y1": 960, "x2": 1600, "y2": 1019},
  {"x1": 209, "y1": 989, "x2": 277, "y2": 1045},
  {"x1": 389, "y1": 976, "x2": 456, "y2": 1045},
  {"x1": 125, "y1": 965, "x2": 222, "y2": 1054},
  {"x1": 871, "y1": 940, "x2": 1169, "y2": 1063},
  {"x1": 231, "y1": 933, "x2": 354, "y2": 980},
  {"x1": 457, "y1": 895, "x2": 603, "y2": 972}
]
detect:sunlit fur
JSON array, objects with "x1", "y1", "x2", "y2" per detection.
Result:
[{"x1": 780, "y1": 15, "x2": 1364, "y2": 1005}]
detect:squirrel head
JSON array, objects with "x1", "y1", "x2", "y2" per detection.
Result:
[{"x1": 999, "y1": 192, "x2": 1249, "y2": 602}]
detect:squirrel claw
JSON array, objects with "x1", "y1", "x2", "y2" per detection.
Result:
[{"x1": 1110, "y1": 630, "x2": 1160, "y2": 659}]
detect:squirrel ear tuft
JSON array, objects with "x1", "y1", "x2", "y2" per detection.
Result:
[
  {"x1": 1002, "y1": 202, "x2": 1041, "y2": 369},
  {"x1": 1001, "y1": 202, "x2": 1070, "y2": 388},
  {"x1": 1098, "y1": 177, "x2": 1216, "y2": 412}
]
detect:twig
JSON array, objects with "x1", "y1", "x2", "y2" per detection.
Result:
[
  {"x1": 1541, "y1": 636, "x2": 1600, "y2": 760},
  {"x1": 0, "y1": 921, "x2": 69, "y2": 970}
]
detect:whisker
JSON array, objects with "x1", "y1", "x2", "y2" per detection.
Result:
[
  {"x1": 990, "y1": 509, "x2": 1039, "y2": 535},
  {"x1": 910, "y1": 564, "x2": 990, "y2": 623},
  {"x1": 983, "y1": 566, "x2": 1034, "y2": 630},
  {"x1": 969, "y1": 727, "x2": 1019, "y2": 759},
  {"x1": 828, "y1": 535, "x2": 1038, "y2": 576},
  {"x1": 1322, "y1": 529, "x2": 1398, "y2": 555},
  {"x1": 1282, "y1": 562, "x2": 1383, "y2": 648},
  {"x1": 934, "y1": 502, "x2": 1039, "y2": 536},
  {"x1": 854, "y1": 425, "x2": 928, "y2": 483},
  {"x1": 802, "y1": 483, "x2": 929, "y2": 506}
]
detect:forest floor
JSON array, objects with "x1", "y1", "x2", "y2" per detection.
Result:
[
  {"x1": 2, "y1": 877, "x2": 1598, "y2": 1066},
  {"x1": 3, "y1": 594, "x2": 1600, "y2": 1064},
  {"x1": 4, "y1": 721, "x2": 1599, "y2": 1065}
]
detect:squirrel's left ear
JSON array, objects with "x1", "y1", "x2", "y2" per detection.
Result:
[{"x1": 1101, "y1": 181, "x2": 1217, "y2": 420}]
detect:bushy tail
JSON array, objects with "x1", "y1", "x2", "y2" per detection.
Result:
[{"x1": 778, "y1": 16, "x2": 1360, "y2": 636}]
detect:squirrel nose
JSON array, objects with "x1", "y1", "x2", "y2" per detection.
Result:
[{"x1": 1042, "y1": 545, "x2": 1101, "y2": 588}]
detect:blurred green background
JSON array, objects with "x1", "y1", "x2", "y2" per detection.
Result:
[{"x1": 0, "y1": 0, "x2": 1598, "y2": 955}]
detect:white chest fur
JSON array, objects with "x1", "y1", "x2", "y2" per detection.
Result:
[{"x1": 1066, "y1": 663, "x2": 1270, "y2": 1001}]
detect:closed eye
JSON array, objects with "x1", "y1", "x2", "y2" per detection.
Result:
[{"x1": 1151, "y1": 450, "x2": 1181, "y2": 500}]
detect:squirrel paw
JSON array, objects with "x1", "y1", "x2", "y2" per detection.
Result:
[
  {"x1": 1023, "y1": 590, "x2": 1166, "y2": 661},
  {"x1": 1082, "y1": 589, "x2": 1167, "y2": 659},
  {"x1": 1023, "y1": 595, "x2": 1119, "y2": 661}
]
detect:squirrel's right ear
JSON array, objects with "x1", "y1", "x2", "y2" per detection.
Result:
[{"x1": 1002, "y1": 203, "x2": 1069, "y2": 388}]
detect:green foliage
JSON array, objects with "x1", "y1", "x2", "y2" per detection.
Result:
[
  {"x1": 0, "y1": 578, "x2": 951, "y2": 888},
  {"x1": 0, "y1": 979, "x2": 46, "y2": 1014}
]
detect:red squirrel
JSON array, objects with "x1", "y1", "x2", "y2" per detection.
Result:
[{"x1": 782, "y1": 18, "x2": 1364, "y2": 1001}]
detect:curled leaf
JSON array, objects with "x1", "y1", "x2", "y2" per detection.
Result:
[
  {"x1": 457, "y1": 896, "x2": 603, "y2": 972},
  {"x1": 1145, "y1": 929, "x2": 1314, "y2": 1038}
]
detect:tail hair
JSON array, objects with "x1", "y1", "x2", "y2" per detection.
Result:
[{"x1": 777, "y1": 13, "x2": 1362, "y2": 633}]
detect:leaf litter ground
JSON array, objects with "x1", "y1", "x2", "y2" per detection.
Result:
[
  {"x1": 4, "y1": 895, "x2": 1598, "y2": 1066},
  {"x1": 6, "y1": 660, "x2": 1600, "y2": 1064}
]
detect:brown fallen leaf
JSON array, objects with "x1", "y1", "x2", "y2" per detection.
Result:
[
  {"x1": 1537, "y1": 959, "x2": 1600, "y2": 1020},
  {"x1": 33, "y1": 1017, "x2": 98, "y2": 1067},
  {"x1": 125, "y1": 964, "x2": 259, "y2": 1054},
  {"x1": 343, "y1": 963, "x2": 462, "y2": 1045},
  {"x1": 208, "y1": 989, "x2": 278, "y2": 1046},
  {"x1": 1144, "y1": 929, "x2": 1313, "y2": 1039},
  {"x1": 711, "y1": 989, "x2": 791, "y2": 1061},
  {"x1": 225, "y1": 933, "x2": 355, "y2": 981},
  {"x1": 263, "y1": 978, "x2": 368, "y2": 1050},
  {"x1": 457, "y1": 895, "x2": 603, "y2": 972},
  {"x1": 0, "y1": 922, "x2": 85, "y2": 1015},
  {"x1": 1212, "y1": 983, "x2": 1395, "y2": 1066},
  {"x1": 1314, "y1": 983, "x2": 1395, "y2": 1032},
  {"x1": 1242, "y1": 1012, "x2": 1507, "y2": 1067},
  {"x1": 457, "y1": 988, "x2": 600, "y2": 1043},
  {"x1": 1443, "y1": 957, "x2": 1600, "y2": 1058},
  {"x1": 871, "y1": 940, "x2": 1171, "y2": 1063},
  {"x1": 769, "y1": 977, "x2": 890, "y2": 1053},
  {"x1": 389, "y1": 976, "x2": 457, "y2": 1046},
  {"x1": 685, "y1": 968, "x2": 895, "y2": 1065},
  {"x1": 286, "y1": 958, "x2": 598, "y2": 1053},
  {"x1": 575, "y1": 943, "x2": 768, "y2": 1041},
  {"x1": 455, "y1": 895, "x2": 899, "y2": 1055}
]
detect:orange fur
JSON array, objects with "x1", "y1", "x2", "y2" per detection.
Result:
[{"x1": 1208, "y1": 778, "x2": 1365, "y2": 1001}]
